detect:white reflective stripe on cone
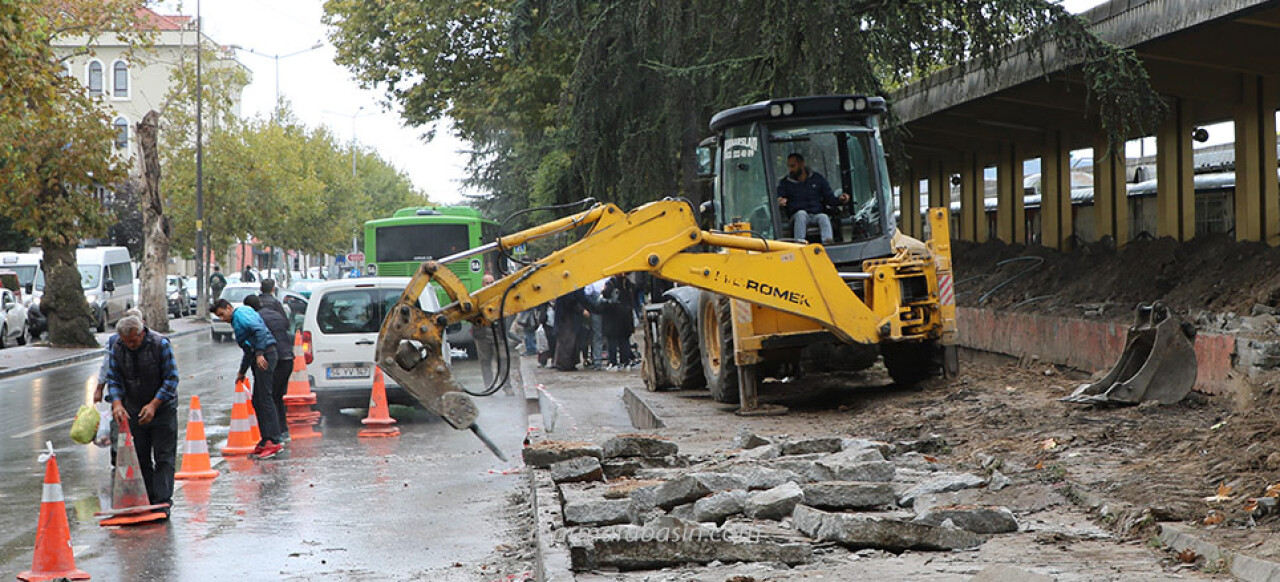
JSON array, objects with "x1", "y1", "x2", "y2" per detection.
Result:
[
  {"x1": 185, "y1": 439, "x2": 208, "y2": 454},
  {"x1": 190, "y1": 408, "x2": 204, "y2": 423},
  {"x1": 229, "y1": 418, "x2": 249, "y2": 432},
  {"x1": 42, "y1": 483, "x2": 64, "y2": 503}
]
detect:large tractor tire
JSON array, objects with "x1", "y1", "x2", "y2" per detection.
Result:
[
  {"x1": 658, "y1": 300, "x2": 704, "y2": 389},
  {"x1": 698, "y1": 293, "x2": 739, "y2": 404},
  {"x1": 881, "y1": 341, "x2": 941, "y2": 386}
]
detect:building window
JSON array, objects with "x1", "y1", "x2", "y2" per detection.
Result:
[
  {"x1": 113, "y1": 117, "x2": 128, "y2": 150},
  {"x1": 112, "y1": 60, "x2": 129, "y2": 98},
  {"x1": 87, "y1": 60, "x2": 104, "y2": 95}
]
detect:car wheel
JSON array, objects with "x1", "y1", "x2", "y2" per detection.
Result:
[
  {"x1": 16, "y1": 323, "x2": 26, "y2": 346},
  {"x1": 96, "y1": 310, "x2": 106, "y2": 333},
  {"x1": 0, "y1": 324, "x2": 8, "y2": 349}
]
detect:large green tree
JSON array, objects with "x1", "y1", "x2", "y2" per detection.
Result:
[
  {"x1": 0, "y1": 0, "x2": 146, "y2": 346},
  {"x1": 325, "y1": 0, "x2": 1163, "y2": 216}
]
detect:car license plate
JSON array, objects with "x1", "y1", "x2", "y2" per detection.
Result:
[{"x1": 327, "y1": 365, "x2": 371, "y2": 379}]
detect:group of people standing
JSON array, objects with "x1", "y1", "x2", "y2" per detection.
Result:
[
  {"x1": 212, "y1": 279, "x2": 293, "y2": 459},
  {"x1": 527, "y1": 273, "x2": 640, "y2": 372}
]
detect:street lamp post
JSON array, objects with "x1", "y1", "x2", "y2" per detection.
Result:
[
  {"x1": 195, "y1": 0, "x2": 206, "y2": 319},
  {"x1": 232, "y1": 42, "x2": 323, "y2": 116},
  {"x1": 322, "y1": 106, "x2": 366, "y2": 177}
]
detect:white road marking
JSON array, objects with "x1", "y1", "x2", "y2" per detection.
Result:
[{"x1": 9, "y1": 417, "x2": 74, "y2": 439}]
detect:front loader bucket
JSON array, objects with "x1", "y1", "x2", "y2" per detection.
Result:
[{"x1": 1061, "y1": 302, "x2": 1197, "y2": 406}]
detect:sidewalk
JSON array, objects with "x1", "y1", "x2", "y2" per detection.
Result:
[{"x1": 0, "y1": 317, "x2": 210, "y2": 380}]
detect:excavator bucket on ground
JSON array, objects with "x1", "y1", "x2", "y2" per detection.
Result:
[{"x1": 1061, "y1": 302, "x2": 1197, "y2": 406}]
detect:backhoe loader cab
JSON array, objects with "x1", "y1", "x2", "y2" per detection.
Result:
[{"x1": 709, "y1": 95, "x2": 900, "y2": 265}]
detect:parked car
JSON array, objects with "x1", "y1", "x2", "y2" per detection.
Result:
[
  {"x1": 288, "y1": 278, "x2": 324, "y2": 299},
  {"x1": 185, "y1": 276, "x2": 198, "y2": 311},
  {"x1": 0, "y1": 286, "x2": 29, "y2": 347},
  {"x1": 166, "y1": 276, "x2": 190, "y2": 317},
  {"x1": 210, "y1": 283, "x2": 259, "y2": 342},
  {"x1": 302, "y1": 278, "x2": 449, "y2": 414},
  {"x1": 280, "y1": 290, "x2": 308, "y2": 333}
]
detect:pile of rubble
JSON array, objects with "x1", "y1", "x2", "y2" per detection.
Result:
[{"x1": 524, "y1": 431, "x2": 1034, "y2": 572}]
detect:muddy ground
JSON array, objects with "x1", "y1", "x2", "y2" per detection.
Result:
[{"x1": 953, "y1": 235, "x2": 1280, "y2": 323}]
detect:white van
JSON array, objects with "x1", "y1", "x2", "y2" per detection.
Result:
[
  {"x1": 302, "y1": 278, "x2": 449, "y2": 413},
  {"x1": 74, "y1": 246, "x2": 135, "y2": 332},
  {"x1": 0, "y1": 251, "x2": 42, "y2": 306}
]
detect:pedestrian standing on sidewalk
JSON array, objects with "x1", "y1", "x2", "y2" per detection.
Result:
[
  {"x1": 209, "y1": 266, "x2": 227, "y2": 302},
  {"x1": 104, "y1": 315, "x2": 179, "y2": 517},
  {"x1": 213, "y1": 298, "x2": 284, "y2": 459},
  {"x1": 244, "y1": 294, "x2": 293, "y2": 441},
  {"x1": 241, "y1": 265, "x2": 256, "y2": 283},
  {"x1": 601, "y1": 274, "x2": 637, "y2": 369}
]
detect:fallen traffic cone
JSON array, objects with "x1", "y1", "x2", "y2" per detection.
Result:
[
  {"x1": 221, "y1": 379, "x2": 257, "y2": 456},
  {"x1": 175, "y1": 395, "x2": 219, "y2": 480},
  {"x1": 358, "y1": 367, "x2": 399, "y2": 438},
  {"x1": 284, "y1": 332, "x2": 323, "y2": 439},
  {"x1": 96, "y1": 422, "x2": 168, "y2": 526},
  {"x1": 18, "y1": 442, "x2": 90, "y2": 581}
]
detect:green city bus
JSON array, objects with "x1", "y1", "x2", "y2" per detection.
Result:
[{"x1": 364, "y1": 206, "x2": 500, "y2": 355}]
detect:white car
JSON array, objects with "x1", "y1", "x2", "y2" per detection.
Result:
[
  {"x1": 302, "y1": 278, "x2": 448, "y2": 413},
  {"x1": 0, "y1": 287, "x2": 28, "y2": 347},
  {"x1": 210, "y1": 283, "x2": 264, "y2": 342}
]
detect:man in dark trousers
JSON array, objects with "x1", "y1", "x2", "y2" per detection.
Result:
[
  {"x1": 209, "y1": 266, "x2": 227, "y2": 301},
  {"x1": 258, "y1": 279, "x2": 287, "y2": 318},
  {"x1": 213, "y1": 298, "x2": 284, "y2": 459},
  {"x1": 553, "y1": 288, "x2": 588, "y2": 371},
  {"x1": 245, "y1": 294, "x2": 293, "y2": 441},
  {"x1": 776, "y1": 152, "x2": 849, "y2": 244},
  {"x1": 105, "y1": 315, "x2": 179, "y2": 517}
]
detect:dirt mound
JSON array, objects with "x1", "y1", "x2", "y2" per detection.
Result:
[{"x1": 955, "y1": 236, "x2": 1280, "y2": 322}]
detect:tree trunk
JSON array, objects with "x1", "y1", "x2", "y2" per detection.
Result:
[
  {"x1": 137, "y1": 111, "x2": 170, "y2": 332},
  {"x1": 41, "y1": 239, "x2": 97, "y2": 347}
]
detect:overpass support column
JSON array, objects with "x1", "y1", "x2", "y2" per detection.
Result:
[
  {"x1": 900, "y1": 169, "x2": 922, "y2": 238},
  {"x1": 1157, "y1": 97, "x2": 1195, "y2": 241},
  {"x1": 927, "y1": 160, "x2": 949, "y2": 209},
  {"x1": 995, "y1": 142, "x2": 1025, "y2": 244},
  {"x1": 1041, "y1": 131, "x2": 1073, "y2": 251},
  {"x1": 959, "y1": 153, "x2": 986, "y2": 242},
  {"x1": 1234, "y1": 76, "x2": 1280, "y2": 245},
  {"x1": 1092, "y1": 137, "x2": 1128, "y2": 247}
]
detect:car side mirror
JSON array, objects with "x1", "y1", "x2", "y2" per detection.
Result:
[
  {"x1": 103, "y1": 279, "x2": 115, "y2": 293},
  {"x1": 23, "y1": 283, "x2": 32, "y2": 295}
]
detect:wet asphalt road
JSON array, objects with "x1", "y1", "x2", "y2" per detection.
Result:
[{"x1": 0, "y1": 332, "x2": 530, "y2": 581}]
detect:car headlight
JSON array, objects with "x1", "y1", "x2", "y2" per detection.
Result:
[{"x1": 85, "y1": 294, "x2": 97, "y2": 304}]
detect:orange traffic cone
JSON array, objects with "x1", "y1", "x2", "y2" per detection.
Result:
[
  {"x1": 96, "y1": 422, "x2": 168, "y2": 526},
  {"x1": 221, "y1": 379, "x2": 257, "y2": 456},
  {"x1": 18, "y1": 443, "x2": 90, "y2": 581},
  {"x1": 175, "y1": 396, "x2": 218, "y2": 480},
  {"x1": 284, "y1": 333, "x2": 323, "y2": 439},
  {"x1": 244, "y1": 381, "x2": 262, "y2": 445},
  {"x1": 358, "y1": 367, "x2": 400, "y2": 438}
]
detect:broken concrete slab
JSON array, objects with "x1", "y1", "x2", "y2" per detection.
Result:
[
  {"x1": 792, "y1": 505, "x2": 986, "y2": 551},
  {"x1": 567, "y1": 523, "x2": 811, "y2": 571},
  {"x1": 564, "y1": 498, "x2": 631, "y2": 526},
  {"x1": 893, "y1": 451, "x2": 946, "y2": 472},
  {"x1": 653, "y1": 475, "x2": 712, "y2": 509},
  {"x1": 913, "y1": 505, "x2": 1018, "y2": 534},
  {"x1": 889, "y1": 435, "x2": 948, "y2": 455},
  {"x1": 601, "y1": 456, "x2": 690, "y2": 479},
  {"x1": 732, "y1": 430, "x2": 772, "y2": 450},
  {"x1": 780, "y1": 437, "x2": 844, "y2": 456},
  {"x1": 522, "y1": 442, "x2": 604, "y2": 468},
  {"x1": 550, "y1": 456, "x2": 605, "y2": 483},
  {"x1": 898, "y1": 472, "x2": 987, "y2": 507},
  {"x1": 821, "y1": 447, "x2": 886, "y2": 465},
  {"x1": 690, "y1": 472, "x2": 750, "y2": 492},
  {"x1": 736, "y1": 443, "x2": 782, "y2": 461},
  {"x1": 627, "y1": 484, "x2": 663, "y2": 525},
  {"x1": 912, "y1": 483, "x2": 1066, "y2": 514},
  {"x1": 669, "y1": 502, "x2": 696, "y2": 521},
  {"x1": 818, "y1": 460, "x2": 897, "y2": 483},
  {"x1": 727, "y1": 464, "x2": 803, "y2": 490},
  {"x1": 841, "y1": 438, "x2": 892, "y2": 456},
  {"x1": 693, "y1": 489, "x2": 748, "y2": 524},
  {"x1": 603, "y1": 435, "x2": 679, "y2": 458},
  {"x1": 745, "y1": 481, "x2": 805, "y2": 521},
  {"x1": 768, "y1": 459, "x2": 835, "y2": 482},
  {"x1": 988, "y1": 469, "x2": 1011, "y2": 491},
  {"x1": 970, "y1": 564, "x2": 1053, "y2": 582},
  {"x1": 800, "y1": 482, "x2": 897, "y2": 510}
]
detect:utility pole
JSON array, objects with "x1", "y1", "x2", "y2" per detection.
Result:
[{"x1": 195, "y1": 0, "x2": 207, "y2": 319}]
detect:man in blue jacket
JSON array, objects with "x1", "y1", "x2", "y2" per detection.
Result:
[
  {"x1": 213, "y1": 298, "x2": 284, "y2": 459},
  {"x1": 776, "y1": 153, "x2": 849, "y2": 245}
]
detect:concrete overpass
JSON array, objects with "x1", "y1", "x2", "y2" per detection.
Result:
[{"x1": 891, "y1": 0, "x2": 1280, "y2": 250}]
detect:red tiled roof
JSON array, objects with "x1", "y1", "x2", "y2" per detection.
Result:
[{"x1": 135, "y1": 7, "x2": 191, "y2": 31}]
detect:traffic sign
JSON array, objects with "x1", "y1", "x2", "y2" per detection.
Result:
[{"x1": 347, "y1": 252, "x2": 365, "y2": 262}]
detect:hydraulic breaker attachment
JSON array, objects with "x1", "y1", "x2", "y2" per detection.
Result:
[
  {"x1": 1061, "y1": 302, "x2": 1197, "y2": 406},
  {"x1": 376, "y1": 261, "x2": 506, "y2": 460}
]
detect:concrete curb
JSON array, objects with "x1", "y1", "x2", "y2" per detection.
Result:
[
  {"x1": 525, "y1": 385, "x2": 576, "y2": 582},
  {"x1": 0, "y1": 325, "x2": 207, "y2": 381},
  {"x1": 1160, "y1": 523, "x2": 1280, "y2": 581}
]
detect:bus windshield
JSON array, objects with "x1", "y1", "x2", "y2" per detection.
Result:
[{"x1": 375, "y1": 223, "x2": 470, "y2": 263}]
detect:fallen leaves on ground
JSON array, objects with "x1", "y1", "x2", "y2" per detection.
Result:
[{"x1": 1203, "y1": 483, "x2": 1235, "y2": 503}]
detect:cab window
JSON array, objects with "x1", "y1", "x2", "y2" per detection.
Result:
[
  {"x1": 719, "y1": 123, "x2": 773, "y2": 239},
  {"x1": 769, "y1": 123, "x2": 884, "y2": 242}
]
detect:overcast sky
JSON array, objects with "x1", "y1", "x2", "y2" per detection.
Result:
[
  {"x1": 156, "y1": 0, "x2": 1138, "y2": 205},
  {"x1": 156, "y1": 0, "x2": 473, "y2": 205}
]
